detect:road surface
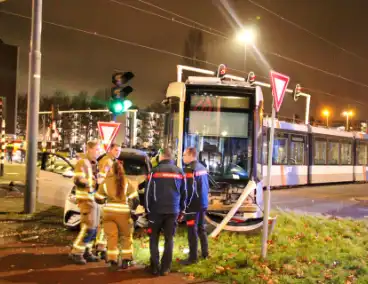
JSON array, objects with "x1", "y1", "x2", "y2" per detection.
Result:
[
  {"x1": 1, "y1": 163, "x2": 367, "y2": 219},
  {"x1": 271, "y1": 183, "x2": 368, "y2": 219}
]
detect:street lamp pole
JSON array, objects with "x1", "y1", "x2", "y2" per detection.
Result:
[{"x1": 25, "y1": 0, "x2": 43, "y2": 214}]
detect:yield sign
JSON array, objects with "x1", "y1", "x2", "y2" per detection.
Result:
[
  {"x1": 270, "y1": 70, "x2": 290, "y2": 112},
  {"x1": 97, "y1": 121, "x2": 121, "y2": 151}
]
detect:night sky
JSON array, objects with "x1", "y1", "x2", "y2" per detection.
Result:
[{"x1": 1, "y1": 0, "x2": 368, "y2": 120}]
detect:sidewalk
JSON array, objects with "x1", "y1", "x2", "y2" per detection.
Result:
[{"x1": 0, "y1": 243, "x2": 216, "y2": 284}]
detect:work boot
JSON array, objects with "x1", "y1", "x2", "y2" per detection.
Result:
[
  {"x1": 144, "y1": 265, "x2": 159, "y2": 277},
  {"x1": 160, "y1": 269, "x2": 170, "y2": 276},
  {"x1": 121, "y1": 259, "x2": 129, "y2": 269},
  {"x1": 179, "y1": 259, "x2": 197, "y2": 266},
  {"x1": 69, "y1": 254, "x2": 87, "y2": 265},
  {"x1": 108, "y1": 260, "x2": 119, "y2": 272},
  {"x1": 84, "y1": 252, "x2": 100, "y2": 262},
  {"x1": 98, "y1": 251, "x2": 107, "y2": 261}
]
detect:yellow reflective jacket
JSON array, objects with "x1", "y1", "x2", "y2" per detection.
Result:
[
  {"x1": 74, "y1": 157, "x2": 97, "y2": 203},
  {"x1": 95, "y1": 176, "x2": 139, "y2": 213}
]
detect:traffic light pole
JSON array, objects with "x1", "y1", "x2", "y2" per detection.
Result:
[{"x1": 25, "y1": 0, "x2": 42, "y2": 214}]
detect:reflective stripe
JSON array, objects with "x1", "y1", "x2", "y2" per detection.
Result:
[
  {"x1": 73, "y1": 224, "x2": 87, "y2": 249},
  {"x1": 120, "y1": 249, "x2": 133, "y2": 254},
  {"x1": 186, "y1": 170, "x2": 207, "y2": 178},
  {"x1": 127, "y1": 191, "x2": 139, "y2": 199},
  {"x1": 146, "y1": 173, "x2": 153, "y2": 213},
  {"x1": 95, "y1": 192, "x2": 106, "y2": 200},
  {"x1": 74, "y1": 172, "x2": 86, "y2": 177},
  {"x1": 99, "y1": 173, "x2": 107, "y2": 178},
  {"x1": 104, "y1": 207, "x2": 130, "y2": 213},
  {"x1": 152, "y1": 172, "x2": 184, "y2": 179},
  {"x1": 107, "y1": 250, "x2": 119, "y2": 255},
  {"x1": 105, "y1": 203, "x2": 129, "y2": 208},
  {"x1": 103, "y1": 184, "x2": 108, "y2": 195},
  {"x1": 73, "y1": 244, "x2": 86, "y2": 251},
  {"x1": 76, "y1": 190, "x2": 94, "y2": 200},
  {"x1": 86, "y1": 243, "x2": 93, "y2": 249}
]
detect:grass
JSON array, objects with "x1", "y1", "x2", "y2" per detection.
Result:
[
  {"x1": 1, "y1": 197, "x2": 367, "y2": 283},
  {"x1": 133, "y1": 213, "x2": 368, "y2": 284}
]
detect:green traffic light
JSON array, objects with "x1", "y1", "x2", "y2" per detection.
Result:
[
  {"x1": 110, "y1": 99, "x2": 133, "y2": 115},
  {"x1": 112, "y1": 101, "x2": 124, "y2": 113}
]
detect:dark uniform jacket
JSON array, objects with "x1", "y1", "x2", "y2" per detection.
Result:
[
  {"x1": 145, "y1": 160, "x2": 187, "y2": 214},
  {"x1": 183, "y1": 160, "x2": 209, "y2": 213}
]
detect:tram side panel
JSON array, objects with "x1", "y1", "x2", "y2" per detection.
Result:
[
  {"x1": 260, "y1": 126, "x2": 309, "y2": 187},
  {"x1": 309, "y1": 127, "x2": 354, "y2": 184},
  {"x1": 354, "y1": 135, "x2": 368, "y2": 182}
]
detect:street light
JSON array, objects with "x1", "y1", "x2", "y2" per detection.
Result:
[
  {"x1": 236, "y1": 28, "x2": 256, "y2": 72},
  {"x1": 342, "y1": 111, "x2": 353, "y2": 131},
  {"x1": 322, "y1": 109, "x2": 330, "y2": 127}
]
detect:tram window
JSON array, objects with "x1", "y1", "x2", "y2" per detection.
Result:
[
  {"x1": 340, "y1": 143, "x2": 352, "y2": 165},
  {"x1": 272, "y1": 135, "x2": 288, "y2": 165},
  {"x1": 357, "y1": 144, "x2": 367, "y2": 165},
  {"x1": 328, "y1": 141, "x2": 339, "y2": 165},
  {"x1": 314, "y1": 140, "x2": 327, "y2": 165},
  {"x1": 290, "y1": 135, "x2": 305, "y2": 165}
]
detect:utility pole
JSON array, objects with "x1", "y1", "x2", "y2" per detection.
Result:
[{"x1": 24, "y1": 0, "x2": 42, "y2": 214}]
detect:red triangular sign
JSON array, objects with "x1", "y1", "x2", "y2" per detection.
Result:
[
  {"x1": 97, "y1": 121, "x2": 121, "y2": 151},
  {"x1": 270, "y1": 70, "x2": 290, "y2": 112}
]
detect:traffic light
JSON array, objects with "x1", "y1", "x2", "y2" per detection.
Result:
[
  {"x1": 110, "y1": 71, "x2": 134, "y2": 116},
  {"x1": 293, "y1": 84, "x2": 301, "y2": 102}
]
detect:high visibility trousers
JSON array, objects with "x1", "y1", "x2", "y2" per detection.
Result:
[
  {"x1": 71, "y1": 201, "x2": 100, "y2": 255},
  {"x1": 104, "y1": 211, "x2": 134, "y2": 262},
  {"x1": 95, "y1": 207, "x2": 107, "y2": 252}
]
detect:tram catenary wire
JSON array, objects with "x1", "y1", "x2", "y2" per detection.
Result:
[
  {"x1": 1, "y1": 9, "x2": 367, "y2": 108},
  {"x1": 247, "y1": 0, "x2": 368, "y2": 62},
  {"x1": 112, "y1": 0, "x2": 368, "y2": 89}
]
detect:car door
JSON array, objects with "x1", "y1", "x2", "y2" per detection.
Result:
[{"x1": 37, "y1": 152, "x2": 75, "y2": 208}]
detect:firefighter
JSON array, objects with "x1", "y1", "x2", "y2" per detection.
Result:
[
  {"x1": 95, "y1": 143, "x2": 122, "y2": 260},
  {"x1": 144, "y1": 148, "x2": 187, "y2": 276},
  {"x1": 69, "y1": 140, "x2": 101, "y2": 265},
  {"x1": 94, "y1": 160, "x2": 140, "y2": 271},
  {"x1": 180, "y1": 147, "x2": 209, "y2": 265}
]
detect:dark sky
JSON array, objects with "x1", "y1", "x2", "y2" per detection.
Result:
[{"x1": 1, "y1": 0, "x2": 368, "y2": 120}]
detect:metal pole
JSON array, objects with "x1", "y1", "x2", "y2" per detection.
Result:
[
  {"x1": 25, "y1": 0, "x2": 42, "y2": 214},
  {"x1": 326, "y1": 115, "x2": 329, "y2": 127},
  {"x1": 261, "y1": 99, "x2": 275, "y2": 259},
  {"x1": 346, "y1": 116, "x2": 349, "y2": 131},
  {"x1": 0, "y1": 120, "x2": 5, "y2": 176},
  {"x1": 244, "y1": 44, "x2": 247, "y2": 72}
]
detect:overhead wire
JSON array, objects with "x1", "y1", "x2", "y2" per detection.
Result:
[
  {"x1": 0, "y1": 8, "x2": 366, "y2": 107},
  {"x1": 124, "y1": 0, "x2": 368, "y2": 90},
  {"x1": 247, "y1": 0, "x2": 368, "y2": 62}
]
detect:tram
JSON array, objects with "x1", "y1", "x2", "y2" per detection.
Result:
[{"x1": 163, "y1": 64, "x2": 267, "y2": 232}]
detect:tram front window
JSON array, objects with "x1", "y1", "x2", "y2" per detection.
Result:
[{"x1": 185, "y1": 91, "x2": 252, "y2": 182}]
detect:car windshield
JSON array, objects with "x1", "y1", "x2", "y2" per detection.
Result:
[{"x1": 119, "y1": 157, "x2": 148, "y2": 176}]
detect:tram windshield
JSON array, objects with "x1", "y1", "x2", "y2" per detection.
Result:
[{"x1": 184, "y1": 89, "x2": 253, "y2": 182}]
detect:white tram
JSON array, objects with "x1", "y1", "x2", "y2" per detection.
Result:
[{"x1": 261, "y1": 118, "x2": 368, "y2": 187}]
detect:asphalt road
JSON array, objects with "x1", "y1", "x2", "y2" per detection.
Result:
[{"x1": 1, "y1": 163, "x2": 367, "y2": 219}]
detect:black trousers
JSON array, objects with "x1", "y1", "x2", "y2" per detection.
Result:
[
  {"x1": 148, "y1": 213, "x2": 178, "y2": 272},
  {"x1": 185, "y1": 209, "x2": 208, "y2": 261}
]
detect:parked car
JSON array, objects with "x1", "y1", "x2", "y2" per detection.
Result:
[
  {"x1": 36, "y1": 149, "x2": 150, "y2": 230},
  {"x1": 63, "y1": 148, "x2": 150, "y2": 229}
]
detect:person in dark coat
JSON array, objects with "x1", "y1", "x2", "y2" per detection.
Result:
[
  {"x1": 180, "y1": 147, "x2": 209, "y2": 265},
  {"x1": 144, "y1": 148, "x2": 187, "y2": 276}
]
